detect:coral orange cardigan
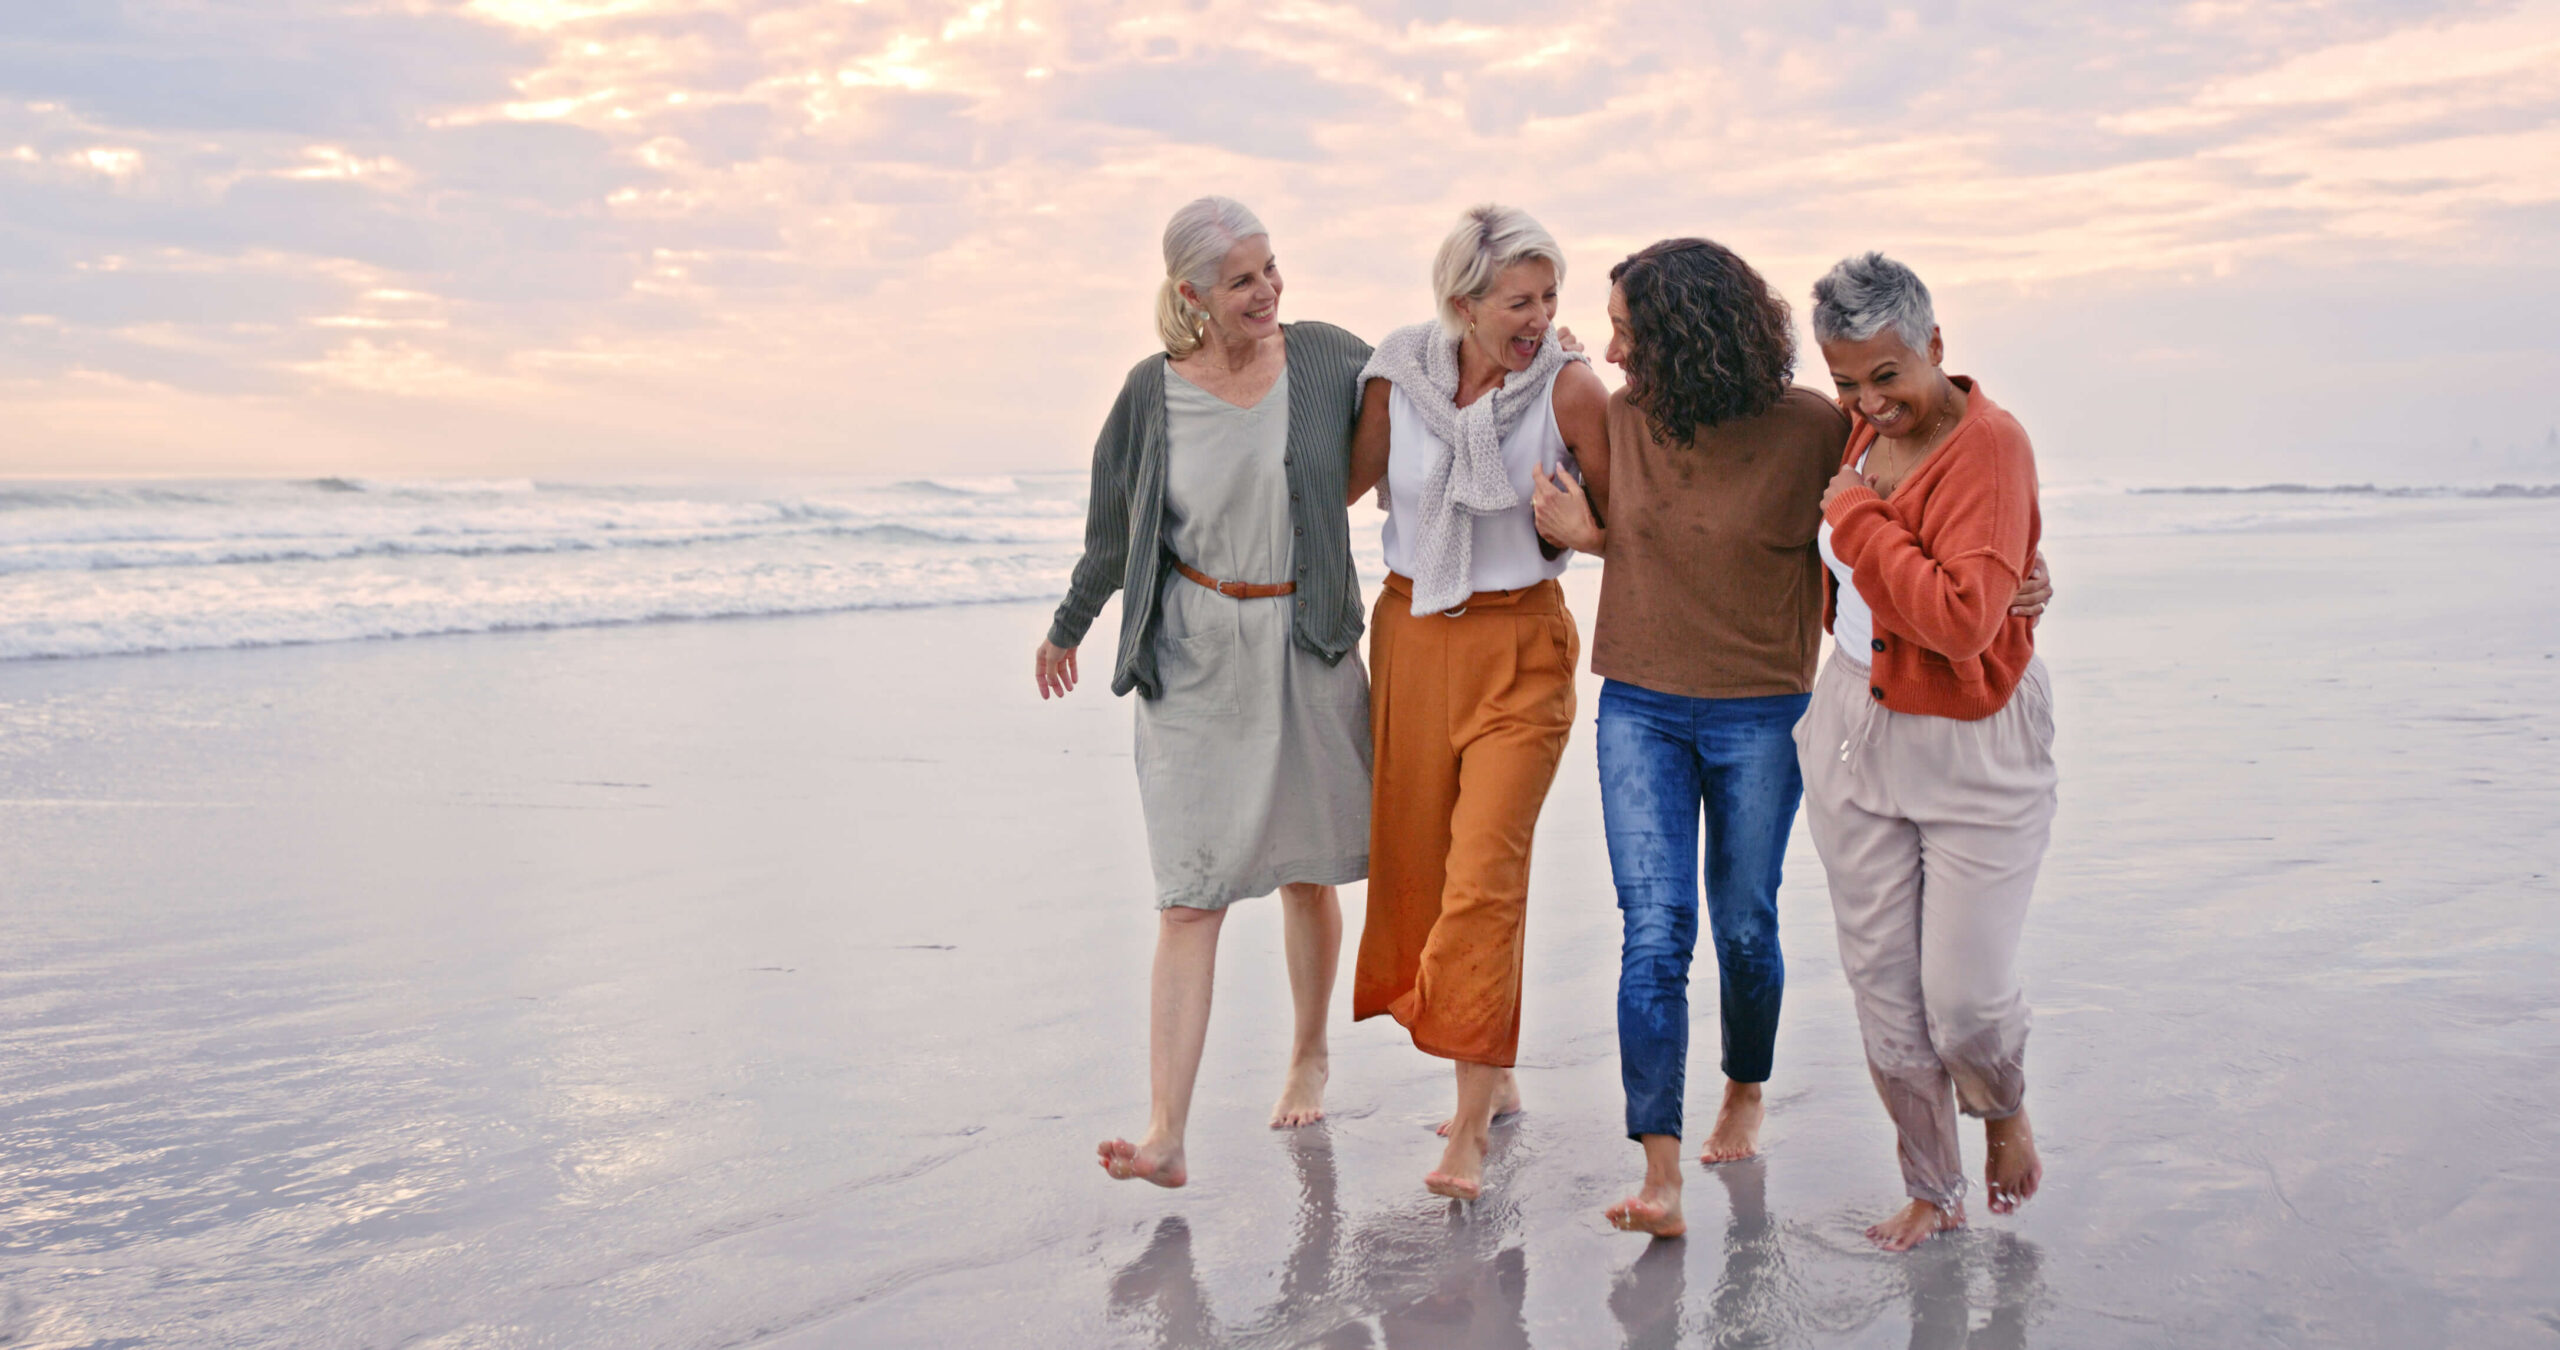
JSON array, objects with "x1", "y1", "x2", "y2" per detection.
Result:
[{"x1": 1821, "y1": 377, "x2": 2041, "y2": 721}]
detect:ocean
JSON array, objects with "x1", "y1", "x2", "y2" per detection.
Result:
[{"x1": 0, "y1": 474, "x2": 2548, "y2": 662}]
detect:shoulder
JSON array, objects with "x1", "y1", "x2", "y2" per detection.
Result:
[
  {"x1": 1284, "y1": 320, "x2": 1373, "y2": 369},
  {"x1": 1951, "y1": 383, "x2": 2035, "y2": 472},
  {"x1": 1118, "y1": 351, "x2": 1168, "y2": 397},
  {"x1": 1552, "y1": 359, "x2": 1609, "y2": 415},
  {"x1": 1605, "y1": 386, "x2": 1649, "y2": 434},
  {"x1": 1762, "y1": 386, "x2": 1851, "y2": 465},
  {"x1": 1772, "y1": 385, "x2": 1851, "y2": 435}
]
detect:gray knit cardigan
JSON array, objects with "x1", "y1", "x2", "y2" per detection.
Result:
[{"x1": 1047, "y1": 321, "x2": 1374, "y2": 699}]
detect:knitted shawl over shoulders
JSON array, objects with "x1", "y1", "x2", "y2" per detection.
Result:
[{"x1": 1048, "y1": 321, "x2": 1375, "y2": 699}]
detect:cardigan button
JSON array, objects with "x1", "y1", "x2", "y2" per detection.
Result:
[
  {"x1": 1870, "y1": 638, "x2": 1886, "y2": 653},
  {"x1": 1870, "y1": 686, "x2": 1885, "y2": 702}
]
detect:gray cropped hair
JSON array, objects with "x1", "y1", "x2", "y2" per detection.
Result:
[
  {"x1": 1432, "y1": 203, "x2": 1565, "y2": 336},
  {"x1": 1156, "y1": 195, "x2": 1268, "y2": 358},
  {"x1": 1811, "y1": 252, "x2": 1936, "y2": 350}
]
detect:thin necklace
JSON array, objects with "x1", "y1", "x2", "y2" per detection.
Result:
[{"x1": 1874, "y1": 404, "x2": 1952, "y2": 487}]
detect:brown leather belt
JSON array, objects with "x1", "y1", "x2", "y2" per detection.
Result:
[{"x1": 1175, "y1": 561, "x2": 1296, "y2": 599}]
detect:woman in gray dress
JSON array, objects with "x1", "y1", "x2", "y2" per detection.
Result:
[{"x1": 1036, "y1": 196, "x2": 1377, "y2": 1188}]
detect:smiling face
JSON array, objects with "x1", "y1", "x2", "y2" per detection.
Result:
[
  {"x1": 1819, "y1": 325, "x2": 1949, "y2": 439},
  {"x1": 1179, "y1": 235, "x2": 1281, "y2": 347},
  {"x1": 1455, "y1": 257, "x2": 1559, "y2": 374}
]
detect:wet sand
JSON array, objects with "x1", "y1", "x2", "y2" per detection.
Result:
[{"x1": 2, "y1": 496, "x2": 2555, "y2": 1347}]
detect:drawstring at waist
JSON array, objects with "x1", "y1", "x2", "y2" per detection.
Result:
[{"x1": 1834, "y1": 653, "x2": 1881, "y2": 770}]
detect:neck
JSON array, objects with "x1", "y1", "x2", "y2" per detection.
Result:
[
  {"x1": 1455, "y1": 333, "x2": 1513, "y2": 403},
  {"x1": 1202, "y1": 327, "x2": 1267, "y2": 372}
]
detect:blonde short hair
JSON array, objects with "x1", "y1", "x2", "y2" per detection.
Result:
[
  {"x1": 1432, "y1": 203, "x2": 1565, "y2": 336},
  {"x1": 1156, "y1": 195, "x2": 1268, "y2": 358}
]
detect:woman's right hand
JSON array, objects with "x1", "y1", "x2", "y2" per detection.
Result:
[
  {"x1": 1531, "y1": 465, "x2": 1603, "y2": 554},
  {"x1": 1035, "y1": 641, "x2": 1080, "y2": 699}
]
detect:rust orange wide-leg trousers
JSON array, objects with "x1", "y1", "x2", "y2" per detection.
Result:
[{"x1": 1353, "y1": 572, "x2": 1577, "y2": 1068}]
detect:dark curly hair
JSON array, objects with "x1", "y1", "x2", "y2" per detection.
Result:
[{"x1": 1608, "y1": 238, "x2": 1795, "y2": 447}]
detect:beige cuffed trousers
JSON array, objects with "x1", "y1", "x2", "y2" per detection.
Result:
[{"x1": 1797, "y1": 652, "x2": 2058, "y2": 1210}]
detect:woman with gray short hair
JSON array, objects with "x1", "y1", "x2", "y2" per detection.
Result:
[
  {"x1": 1038, "y1": 196, "x2": 1376, "y2": 1188},
  {"x1": 1800, "y1": 251, "x2": 2057, "y2": 1249}
]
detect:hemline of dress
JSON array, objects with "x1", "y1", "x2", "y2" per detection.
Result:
[{"x1": 1155, "y1": 853, "x2": 1369, "y2": 912}]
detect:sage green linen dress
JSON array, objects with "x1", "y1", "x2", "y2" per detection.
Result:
[{"x1": 1136, "y1": 363, "x2": 1373, "y2": 909}]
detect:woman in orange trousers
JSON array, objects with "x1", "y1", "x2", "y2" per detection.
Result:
[{"x1": 1346, "y1": 203, "x2": 1610, "y2": 1200}]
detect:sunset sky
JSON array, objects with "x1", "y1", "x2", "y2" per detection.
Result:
[{"x1": 5, "y1": 0, "x2": 2557, "y2": 481}]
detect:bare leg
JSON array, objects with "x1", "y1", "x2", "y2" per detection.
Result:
[
  {"x1": 1984, "y1": 1106, "x2": 2043, "y2": 1214},
  {"x1": 1099, "y1": 905, "x2": 1225, "y2": 1188},
  {"x1": 1867, "y1": 1198, "x2": 1965, "y2": 1252},
  {"x1": 1269, "y1": 883, "x2": 1340, "y2": 1128},
  {"x1": 1425, "y1": 1060, "x2": 1505, "y2": 1199},
  {"x1": 1698, "y1": 1079, "x2": 1764, "y2": 1164},
  {"x1": 1435, "y1": 1067, "x2": 1522, "y2": 1136},
  {"x1": 1604, "y1": 1132, "x2": 1687, "y2": 1237}
]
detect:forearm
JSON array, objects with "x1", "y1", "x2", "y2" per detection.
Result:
[{"x1": 1834, "y1": 500, "x2": 2016, "y2": 659}]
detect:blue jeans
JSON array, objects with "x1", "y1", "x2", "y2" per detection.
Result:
[{"x1": 1597, "y1": 679, "x2": 1809, "y2": 1141}]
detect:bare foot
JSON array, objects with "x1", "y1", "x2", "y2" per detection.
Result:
[
  {"x1": 1698, "y1": 1080, "x2": 1764, "y2": 1164},
  {"x1": 1097, "y1": 1134, "x2": 1187, "y2": 1188},
  {"x1": 1866, "y1": 1198, "x2": 1963, "y2": 1251},
  {"x1": 1605, "y1": 1182, "x2": 1687, "y2": 1238},
  {"x1": 1424, "y1": 1126, "x2": 1489, "y2": 1200},
  {"x1": 1436, "y1": 1070, "x2": 1522, "y2": 1137},
  {"x1": 1269, "y1": 1056, "x2": 1328, "y2": 1129},
  {"x1": 1984, "y1": 1108, "x2": 2042, "y2": 1214}
]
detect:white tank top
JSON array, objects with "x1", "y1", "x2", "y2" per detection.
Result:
[
  {"x1": 1818, "y1": 447, "x2": 1875, "y2": 664},
  {"x1": 1379, "y1": 374, "x2": 1574, "y2": 592}
]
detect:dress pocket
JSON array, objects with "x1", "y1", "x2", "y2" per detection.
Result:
[
  {"x1": 2021, "y1": 659, "x2": 2057, "y2": 749},
  {"x1": 1303, "y1": 646, "x2": 1372, "y2": 709},
  {"x1": 1154, "y1": 625, "x2": 1240, "y2": 719}
]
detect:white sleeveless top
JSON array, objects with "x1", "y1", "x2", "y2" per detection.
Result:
[
  {"x1": 1817, "y1": 446, "x2": 1876, "y2": 664},
  {"x1": 1379, "y1": 374, "x2": 1574, "y2": 593}
]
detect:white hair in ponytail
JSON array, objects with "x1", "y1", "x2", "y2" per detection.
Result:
[{"x1": 1155, "y1": 195, "x2": 1268, "y2": 358}]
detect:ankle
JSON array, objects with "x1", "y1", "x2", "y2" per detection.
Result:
[{"x1": 1725, "y1": 1079, "x2": 1764, "y2": 1103}]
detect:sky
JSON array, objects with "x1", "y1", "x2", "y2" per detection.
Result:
[{"x1": 4, "y1": 0, "x2": 2558, "y2": 483}]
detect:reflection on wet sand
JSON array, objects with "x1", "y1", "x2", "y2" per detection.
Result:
[
  {"x1": 1900, "y1": 1225, "x2": 2040, "y2": 1350},
  {"x1": 1109, "y1": 1130, "x2": 1529, "y2": 1348},
  {"x1": 1108, "y1": 1135, "x2": 2041, "y2": 1348}
]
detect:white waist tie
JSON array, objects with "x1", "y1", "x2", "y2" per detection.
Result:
[{"x1": 1832, "y1": 650, "x2": 1882, "y2": 770}]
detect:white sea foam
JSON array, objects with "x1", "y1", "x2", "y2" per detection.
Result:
[
  {"x1": 0, "y1": 475, "x2": 2546, "y2": 662},
  {"x1": 0, "y1": 477, "x2": 1089, "y2": 661}
]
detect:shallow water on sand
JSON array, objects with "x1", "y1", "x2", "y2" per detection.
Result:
[{"x1": 0, "y1": 497, "x2": 2554, "y2": 1347}]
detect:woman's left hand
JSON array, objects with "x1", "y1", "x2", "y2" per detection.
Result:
[
  {"x1": 1532, "y1": 465, "x2": 1602, "y2": 554},
  {"x1": 1555, "y1": 326, "x2": 1584, "y2": 355},
  {"x1": 2011, "y1": 553, "x2": 2053, "y2": 624},
  {"x1": 1820, "y1": 463, "x2": 1872, "y2": 514}
]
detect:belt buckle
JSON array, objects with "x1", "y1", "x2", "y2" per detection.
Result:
[
  {"x1": 1441, "y1": 604, "x2": 1468, "y2": 617},
  {"x1": 1217, "y1": 579, "x2": 1245, "y2": 598}
]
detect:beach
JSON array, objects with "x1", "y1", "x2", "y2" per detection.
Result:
[{"x1": 2, "y1": 486, "x2": 2555, "y2": 1348}]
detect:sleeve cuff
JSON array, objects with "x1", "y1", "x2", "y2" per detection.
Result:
[{"x1": 1823, "y1": 483, "x2": 1882, "y2": 530}]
